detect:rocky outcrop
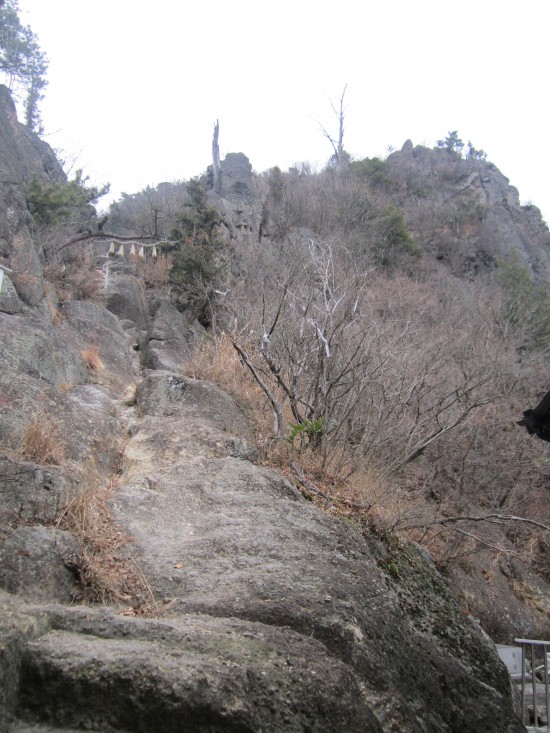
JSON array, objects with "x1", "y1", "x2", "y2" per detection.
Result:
[
  {"x1": 143, "y1": 297, "x2": 200, "y2": 372},
  {"x1": 0, "y1": 102, "x2": 530, "y2": 730},
  {"x1": 0, "y1": 85, "x2": 65, "y2": 306},
  {"x1": 207, "y1": 153, "x2": 263, "y2": 243},
  {"x1": 388, "y1": 140, "x2": 550, "y2": 280}
]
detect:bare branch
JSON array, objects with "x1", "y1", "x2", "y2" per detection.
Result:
[
  {"x1": 405, "y1": 513, "x2": 550, "y2": 533},
  {"x1": 231, "y1": 339, "x2": 285, "y2": 436}
]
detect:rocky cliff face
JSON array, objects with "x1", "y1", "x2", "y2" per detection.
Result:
[
  {"x1": 0, "y1": 90, "x2": 529, "y2": 731},
  {"x1": 0, "y1": 84, "x2": 67, "y2": 307},
  {"x1": 388, "y1": 140, "x2": 550, "y2": 280}
]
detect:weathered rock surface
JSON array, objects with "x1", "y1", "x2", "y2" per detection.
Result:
[
  {"x1": 388, "y1": 140, "x2": 550, "y2": 280},
  {"x1": 0, "y1": 85, "x2": 66, "y2": 306},
  {"x1": 100, "y1": 274, "x2": 149, "y2": 329},
  {"x1": 1, "y1": 343, "x2": 525, "y2": 730},
  {"x1": 207, "y1": 152, "x2": 263, "y2": 243},
  {"x1": 0, "y1": 271, "x2": 24, "y2": 314},
  {"x1": 143, "y1": 299, "x2": 198, "y2": 371},
  {"x1": 0, "y1": 456, "x2": 76, "y2": 526},
  {"x1": 62, "y1": 300, "x2": 137, "y2": 388},
  {"x1": 0, "y1": 527, "x2": 78, "y2": 603},
  {"x1": 102, "y1": 370, "x2": 522, "y2": 732}
]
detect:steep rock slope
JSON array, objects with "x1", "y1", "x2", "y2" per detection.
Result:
[{"x1": 0, "y1": 286, "x2": 524, "y2": 731}]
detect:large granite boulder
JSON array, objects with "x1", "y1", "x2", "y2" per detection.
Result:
[
  {"x1": 143, "y1": 299, "x2": 198, "y2": 372},
  {"x1": 100, "y1": 274, "x2": 149, "y2": 329}
]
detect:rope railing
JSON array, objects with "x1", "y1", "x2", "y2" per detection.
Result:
[{"x1": 105, "y1": 239, "x2": 176, "y2": 258}]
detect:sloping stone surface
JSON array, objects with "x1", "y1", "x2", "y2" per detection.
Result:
[
  {"x1": 100, "y1": 274, "x2": 148, "y2": 328},
  {"x1": 62, "y1": 300, "x2": 137, "y2": 388},
  {"x1": 0, "y1": 357, "x2": 525, "y2": 731},
  {"x1": 105, "y1": 370, "x2": 523, "y2": 732}
]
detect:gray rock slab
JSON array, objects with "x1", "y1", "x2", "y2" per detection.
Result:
[
  {"x1": 0, "y1": 526, "x2": 78, "y2": 602},
  {"x1": 14, "y1": 613, "x2": 377, "y2": 733},
  {"x1": 144, "y1": 301, "x2": 195, "y2": 372},
  {"x1": 62, "y1": 300, "x2": 136, "y2": 387},
  {"x1": 100, "y1": 274, "x2": 148, "y2": 328},
  {"x1": 108, "y1": 370, "x2": 524, "y2": 732},
  {"x1": 0, "y1": 270, "x2": 24, "y2": 314},
  {"x1": 0, "y1": 312, "x2": 88, "y2": 388},
  {"x1": 0, "y1": 457, "x2": 75, "y2": 525}
]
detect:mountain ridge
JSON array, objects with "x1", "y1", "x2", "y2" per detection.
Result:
[{"x1": 0, "y1": 84, "x2": 546, "y2": 732}]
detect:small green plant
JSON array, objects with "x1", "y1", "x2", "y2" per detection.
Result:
[
  {"x1": 350, "y1": 157, "x2": 393, "y2": 191},
  {"x1": 466, "y1": 141, "x2": 487, "y2": 161},
  {"x1": 169, "y1": 178, "x2": 223, "y2": 248},
  {"x1": 370, "y1": 207, "x2": 422, "y2": 267},
  {"x1": 288, "y1": 417, "x2": 324, "y2": 447},
  {"x1": 168, "y1": 179, "x2": 227, "y2": 323}
]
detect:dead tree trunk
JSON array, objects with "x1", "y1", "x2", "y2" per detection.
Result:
[
  {"x1": 320, "y1": 85, "x2": 348, "y2": 172},
  {"x1": 212, "y1": 119, "x2": 222, "y2": 195}
]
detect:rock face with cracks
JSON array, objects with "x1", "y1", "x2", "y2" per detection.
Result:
[{"x1": 1, "y1": 332, "x2": 524, "y2": 730}]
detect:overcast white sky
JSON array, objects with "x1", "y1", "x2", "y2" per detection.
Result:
[{"x1": 13, "y1": 0, "x2": 550, "y2": 222}]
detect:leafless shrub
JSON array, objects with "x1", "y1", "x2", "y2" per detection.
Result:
[
  {"x1": 44, "y1": 248, "x2": 103, "y2": 302},
  {"x1": 225, "y1": 235, "x2": 515, "y2": 486}
]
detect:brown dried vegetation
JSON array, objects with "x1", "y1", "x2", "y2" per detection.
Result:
[
  {"x1": 57, "y1": 476, "x2": 161, "y2": 614},
  {"x1": 18, "y1": 412, "x2": 65, "y2": 465}
]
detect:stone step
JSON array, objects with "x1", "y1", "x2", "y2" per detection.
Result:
[{"x1": 13, "y1": 620, "x2": 372, "y2": 733}]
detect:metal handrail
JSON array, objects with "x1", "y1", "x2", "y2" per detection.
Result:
[{"x1": 515, "y1": 638, "x2": 550, "y2": 731}]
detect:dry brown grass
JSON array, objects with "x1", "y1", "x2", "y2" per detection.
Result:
[
  {"x1": 57, "y1": 476, "x2": 162, "y2": 614},
  {"x1": 81, "y1": 345, "x2": 105, "y2": 372},
  {"x1": 18, "y1": 412, "x2": 65, "y2": 465},
  {"x1": 186, "y1": 332, "x2": 276, "y2": 444}
]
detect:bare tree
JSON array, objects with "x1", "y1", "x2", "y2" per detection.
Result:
[
  {"x1": 319, "y1": 85, "x2": 348, "y2": 171},
  {"x1": 226, "y1": 235, "x2": 514, "y2": 479}
]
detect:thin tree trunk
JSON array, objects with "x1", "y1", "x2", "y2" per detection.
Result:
[{"x1": 212, "y1": 119, "x2": 222, "y2": 195}]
